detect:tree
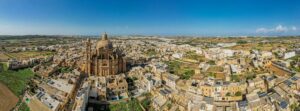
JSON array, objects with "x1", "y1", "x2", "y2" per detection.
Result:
[
  {"x1": 290, "y1": 103, "x2": 300, "y2": 110},
  {"x1": 181, "y1": 69, "x2": 194, "y2": 80},
  {"x1": 207, "y1": 60, "x2": 216, "y2": 65},
  {"x1": 237, "y1": 40, "x2": 247, "y2": 44},
  {"x1": 1, "y1": 46, "x2": 6, "y2": 51},
  {"x1": 226, "y1": 92, "x2": 231, "y2": 96},
  {"x1": 231, "y1": 75, "x2": 240, "y2": 82},
  {"x1": 245, "y1": 73, "x2": 256, "y2": 80},
  {"x1": 208, "y1": 72, "x2": 216, "y2": 78},
  {"x1": 235, "y1": 91, "x2": 242, "y2": 96}
]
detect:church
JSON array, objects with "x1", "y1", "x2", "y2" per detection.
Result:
[
  {"x1": 83, "y1": 33, "x2": 129, "y2": 102},
  {"x1": 85, "y1": 33, "x2": 126, "y2": 77}
]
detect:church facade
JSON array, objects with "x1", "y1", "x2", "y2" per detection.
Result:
[{"x1": 85, "y1": 33, "x2": 126, "y2": 77}]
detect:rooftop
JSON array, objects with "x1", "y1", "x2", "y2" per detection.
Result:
[{"x1": 47, "y1": 79, "x2": 74, "y2": 93}]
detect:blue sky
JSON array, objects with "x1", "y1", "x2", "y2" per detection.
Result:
[{"x1": 0, "y1": 0, "x2": 299, "y2": 36}]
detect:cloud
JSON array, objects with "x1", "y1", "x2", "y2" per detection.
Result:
[
  {"x1": 256, "y1": 25, "x2": 297, "y2": 33},
  {"x1": 275, "y1": 25, "x2": 288, "y2": 32},
  {"x1": 256, "y1": 28, "x2": 269, "y2": 33},
  {"x1": 291, "y1": 26, "x2": 297, "y2": 31}
]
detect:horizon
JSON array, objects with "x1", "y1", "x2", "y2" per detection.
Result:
[
  {"x1": 0, "y1": 34, "x2": 300, "y2": 38},
  {"x1": 0, "y1": 0, "x2": 299, "y2": 36}
]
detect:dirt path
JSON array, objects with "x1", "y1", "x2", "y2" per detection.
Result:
[{"x1": 0, "y1": 83, "x2": 19, "y2": 111}]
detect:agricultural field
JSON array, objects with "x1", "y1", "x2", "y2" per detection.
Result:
[
  {"x1": 228, "y1": 42, "x2": 290, "y2": 51},
  {"x1": 19, "y1": 103, "x2": 30, "y2": 111},
  {"x1": 0, "y1": 68, "x2": 35, "y2": 96},
  {"x1": 0, "y1": 68, "x2": 35, "y2": 111},
  {"x1": 0, "y1": 62, "x2": 8, "y2": 71},
  {"x1": 165, "y1": 60, "x2": 196, "y2": 80},
  {"x1": 0, "y1": 51, "x2": 54, "y2": 62},
  {"x1": 184, "y1": 51, "x2": 206, "y2": 62},
  {"x1": 109, "y1": 99, "x2": 144, "y2": 111},
  {"x1": 0, "y1": 35, "x2": 86, "y2": 51},
  {"x1": 0, "y1": 53, "x2": 10, "y2": 61},
  {"x1": 6, "y1": 51, "x2": 54, "y2": 60},
  {"x1": 171, "y1": 37, "x2": 300, "y2": 50},
  {"x1": 27, "y1": 97, "x2": 51, "y2": 111},
  {"x1": 0, "y1": 83, "x2": 19, "y2": 111}
]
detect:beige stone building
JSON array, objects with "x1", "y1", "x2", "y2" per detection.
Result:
[
  {"x1": 84, "y1": 33, "x2": 126, "y2": 76},
  {"x1": 84, "y1": 33, "x2": 128, "y2": 101},
  {"x1": 199, "y1": 82, "x2": 247, "y2": 101}
]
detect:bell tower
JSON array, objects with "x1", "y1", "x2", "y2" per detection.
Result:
[
  {"x1": 102, "y1": 32, "x2": 108, "y2": 40},
  {"x1": 85, "y1": 38, "x2": 92, "y2": 76}
]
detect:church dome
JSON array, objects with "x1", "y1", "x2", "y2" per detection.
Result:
[{"x1": 96, "y1": 33, "x2": 112, "y2": 49}]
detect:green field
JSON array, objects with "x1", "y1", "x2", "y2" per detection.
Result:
[
  {"x1": 0, "y1": 68, "x2": 35, "y2": 96},
  {"x1": 109, "y1": 99, "x2": 144, "y2": 111},
  {"x1": 145, "y1": 49, "x2": 157, "y2": 57},
  {"x1": 6, "y1": 51, "x2": 54, "y2": 60},
  {"x1": 165, "y1": 60, "x2": 195, "y2": 80},
  {"x1": 185, "y1": 51, "x2": 205, "y2": 62},
  {"x1": 18, "y1": 102, "x2": 30, "y2": 111},
  {"x1": 0, "y1": 62, "x2": 8, "y2": 71}
]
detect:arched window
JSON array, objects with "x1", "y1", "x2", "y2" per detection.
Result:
[{"x1": 102, "y1": 62, "x2": 107, "y2": 66}]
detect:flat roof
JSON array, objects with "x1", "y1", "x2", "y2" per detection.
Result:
[{"x1": 48, "y1": 79, "x2": 74, "y2": 93}]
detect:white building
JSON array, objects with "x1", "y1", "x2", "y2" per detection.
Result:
[
  {"x1": 217, "y1": 43, "x2": 237, "y2": 47},
  {"x1": 164, "y1": 74, "x2": 179, "y2": 89},
  {"x1": 172, "y1": 53, "x2": 183, "y2": 59},
  {"x1": 47, "y1": 79, "x2": 75, "y2": 94},
  {"x1": 261, "y1": 51, "x2": 273, "y2": 58},
  {"x1": 72, "y1": 81, "x2": 90, "y2": 111},
  {"x1": 284, "y1": 51, "x2": 296, "y2": 59},
  {"x1": 38, "y1": 92, "x2": 61, "y2": 111}
]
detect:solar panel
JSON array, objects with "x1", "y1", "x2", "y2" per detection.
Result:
[{"x1": 279, "y1": 101, "x2": 288, "y2": 109}]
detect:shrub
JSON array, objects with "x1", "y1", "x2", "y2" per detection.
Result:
[
  {"x1": 237, "y1": 40, "x2": 247, "y2": 44},
  {"x1": 235, "y1": 91, "x2": 242, "y2": 96}
]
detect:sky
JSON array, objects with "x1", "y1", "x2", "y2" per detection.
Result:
[{"x1": 0, "y1": 0, "x2": 299, "y2": 36}]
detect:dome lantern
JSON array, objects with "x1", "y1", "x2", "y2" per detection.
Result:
[{"x1": 96, "y1": 32, "x2": 112, "y2": 49}]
